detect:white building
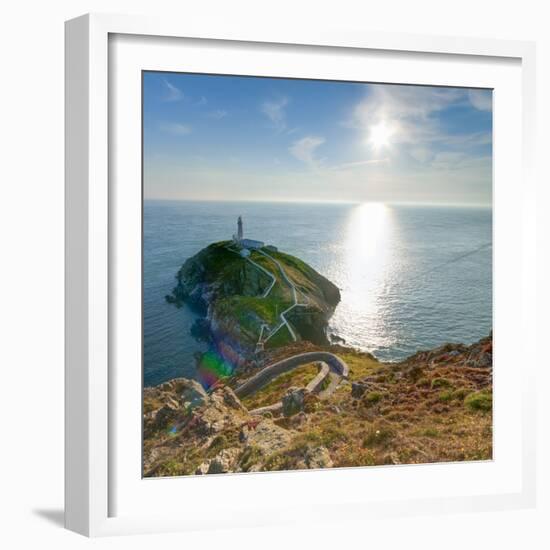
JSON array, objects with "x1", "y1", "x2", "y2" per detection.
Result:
[
  {"x1": 240, "y1": 238, "x2": 264, "y2": 250},
  {"x1": 233, "y1": 216, "x2": 264, "y2": 249}
]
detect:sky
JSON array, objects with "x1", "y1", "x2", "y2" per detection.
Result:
[{"x1": 143, "y1": 72, "x2": 492, "y2": 205}]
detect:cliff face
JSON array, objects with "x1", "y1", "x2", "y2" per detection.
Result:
[{"x1": 167, "y1": 241, "x2": 341, "y2": 362}]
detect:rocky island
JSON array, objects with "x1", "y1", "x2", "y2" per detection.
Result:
[{"x1": 166, "y1": 237, "x2": 341, "y2": 363}]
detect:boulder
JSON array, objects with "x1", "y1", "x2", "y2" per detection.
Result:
[
  {"x1": 351, "y1": 381, "x2": 369, "y2": 399},
  {"x1": 179, "y1": 379, "x2": 209, "y2": 410},
  {"x1": 243, "y1": 419, "x2": 291, "y2": 454},
  {"x1": 192, "y1": 404, "x2": 229, "y2": 435},
  {"x1": 207, "y1": 448, "x2": 241, "y2": 474},
  {"x1": 282, "y1": 387, "x2": 306, "y2": 417},
  {"x1": 287, "y1": 411, "x2": 308, "y2": 429},
  {"x1": 195, "y1": 461, "x2": 210, "y2": 475},
  {"x1": 211, "y1": 386, "x2": 247, "y2": 412},
  {"x1": 296, "y1": 446, "x2": 333, "y2": 469},
  {"x1": 472, "y1": 352, "x2": 492, "y2": 368},
  {"x1": 152, "y1": 400, "x2": 180, "y2": 431}
]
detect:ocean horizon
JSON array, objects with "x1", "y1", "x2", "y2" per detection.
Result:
[{"x1": 143, "y1": 199, "x2": 492, "y2": 387}]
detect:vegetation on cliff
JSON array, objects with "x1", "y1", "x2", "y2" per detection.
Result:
[{"x1": 143, "y1": 335, "x2": 492, "y2": 476}]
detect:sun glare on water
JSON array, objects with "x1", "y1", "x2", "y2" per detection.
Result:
[
  {"x1": 344, "y1": 202, "x2": 393, "y2": 314},
  {"x1": 328, "y1": 201, "x2": 397, "y2": 353}
]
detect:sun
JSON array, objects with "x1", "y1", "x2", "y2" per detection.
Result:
[{"x1": 369, "y1": 121, "x2": 394, "y2": 150}]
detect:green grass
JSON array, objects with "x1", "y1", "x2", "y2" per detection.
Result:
[
  {"x1": 363, "y1": 391, "x2": 384, "y2": 405},
  {"x1": 264, "y1": 324, "x2": 294, "y2": 349},
  {"x1": 431, "y1": 377, "x2": 453, "y2": 389},
  {"x1": 153, "y1": 459, "x2": 186, "y2": 477},
  {"x1": 465, "y1": 390, "x2": 492, "y2": 412},
  {"x1": 451, "y1": 387, "x2": 470, "y2": 401},
  {"x1": 242, "y1": 362, "x2": 320, "y2": 410},
  {"x1": 339, "y1": 352, "x2": 380, "y2": 381},
  {"x1": 439, "y1": 390, "x2": 454, "y2": 402},
  {"x1": 239, "y1": 446, "x2": 264, "y2": 472},
  {"x1": 362, "y1": 426, "x2": 395, "y2": 447}
]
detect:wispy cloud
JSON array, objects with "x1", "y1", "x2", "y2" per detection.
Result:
[
  {"x1": 261, "y1": 97, "x2": 289, "y2": 132},
  {"x1": 409, "y1": 147, "x2": 434, "y2": 164},
  {"x1": 289, "y1": 136, "x2": 325, "y2": 169},
  {"x1": 431, "y1": 152, "x2": 491, "y2": 171},
  {"x1": 196, "y1": 96, "x2": 207, "y2": 106},
  {"x1": 331, "y1": 158, "x2": 389, "y2": 170},
  {"x1": 442, "y1": 130, "x2": 492, "y2": 148},
  {"x1": 207, "y1": 109, "x2": 228, "y2": 120},
  {"x1": 468, "y1": 89, "x2": 492, "y2": 111},
  {"x1": 162, "y1": 79, "x2": 184, "y2": 102},
  {"x1": 160, "y1": 122, "x2": 192, "y2": 135}
]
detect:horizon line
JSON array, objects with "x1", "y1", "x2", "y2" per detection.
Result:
[{"x1": 143, "y1": 197, "x2": 492, "y2": 208}]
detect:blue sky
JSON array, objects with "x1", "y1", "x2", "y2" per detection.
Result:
[{"x1": 143, "y1": 72, "x2": 492, "y2": 205}]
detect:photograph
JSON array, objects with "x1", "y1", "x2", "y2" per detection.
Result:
[{"x1": 142, "y1": 72, "x2": 493, "y2": 477}]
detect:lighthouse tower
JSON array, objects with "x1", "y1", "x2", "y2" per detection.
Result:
[
  {"x1": 237, "y1": 215, "x2": 243, "y2": 241},
  {"x1": 233, "y1": 215, "x2": 265, "y2": 251}
]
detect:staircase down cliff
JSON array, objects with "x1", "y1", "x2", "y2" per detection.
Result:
[{"x1": 166, "y1": 241, "x2": 341, "y2": 363}]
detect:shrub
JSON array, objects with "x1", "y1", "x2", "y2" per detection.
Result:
[
  {"x1": 451, "y1": 387, "x2": 470, "y2": 401},
  {"x1": 207, "y1": 435, "x2": 227, "y2": 456},
  {"x1": 363, "y1": 426, "x2": 395, "y2": 447},
  {"x1": 439, "y1": 390, "x2": 454, "y2": 402},
  {"x1": 465, "y1": 390, "x2": 492, "y2": 412},
  {"x1": 155, "y1": 459, "x2": 185, "y2": 477},
  {"x1": 407, "y1": 365, "x2": 424, "y2": 382},
  {"x1": 364, "y1": 391, "x2": 384, "y2": 405},
  {"x1": 239, "y1": 446, "x2": 264, "y2": 472},
  {"x1": 431, "y1": 377, "x2": 453, "y2": 389}
]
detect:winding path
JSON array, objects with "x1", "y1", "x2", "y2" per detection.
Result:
[
  {"x1": 235, "y1": 351, "x2": 349, "y2": 399},
  {"x1": 255, "y1": 250, "x2": 309, "y2": 345},
  {"x1": 225, "y1": 244, "x2": 309, "y2": 348}
]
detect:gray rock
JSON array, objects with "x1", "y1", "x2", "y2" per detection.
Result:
[
  {"x1": 282, "y1": 387, "x2": 306, "y2": 417},
  {"x1": 207, "y1": 448, "x2": 241, "y2": 474},
  {"x1": 193, "y1": 405, "x2": 229, "y2": 435},
  {"x1": 475, "y1": 352, "x2": 492, "y2": 368},
  {"x1": 288, "y1": 411, "x2": 308, "y2": 429},
  {"x1": 351, "y1": 381, "x2": 369, "y2": 399},
  {"x1": 153, "y1": 400, "x2": 180, "y2": 431},
  {"x1": 180, "y1": 379, "x2": 208, "y2": 411},
  {"x1": 296, "y1": 446, "x2": 333, "y2": 469},
  {"x1": 244, "y1": 420, "x2": 292, "y2": 454},
  {"x1": 195, "y1": 461, "x2": 210, "y2": 475},
  {"x1": 211, "y1": 386, "x2": 247, "y2": 411}
]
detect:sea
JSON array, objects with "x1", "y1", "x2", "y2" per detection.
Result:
[{"x1": 144, "y1": 200, "x2": 492, "y2": 387}]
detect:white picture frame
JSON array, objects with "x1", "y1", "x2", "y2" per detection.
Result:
[{"x1": 65, "y1": 13, "x2": 537, "y2": 537}]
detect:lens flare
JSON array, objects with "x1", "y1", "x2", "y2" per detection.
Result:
[{"x1": 196, "y1": 348, "x2": 235, "y2": 389}]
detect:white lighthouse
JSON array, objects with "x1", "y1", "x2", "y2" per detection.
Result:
[
  {"x1": 237, "y1": 215, "x2": 243, "y2": 241},
  {"x1": 232, "y1": 215, "x2": 265, "y2": 251}
]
